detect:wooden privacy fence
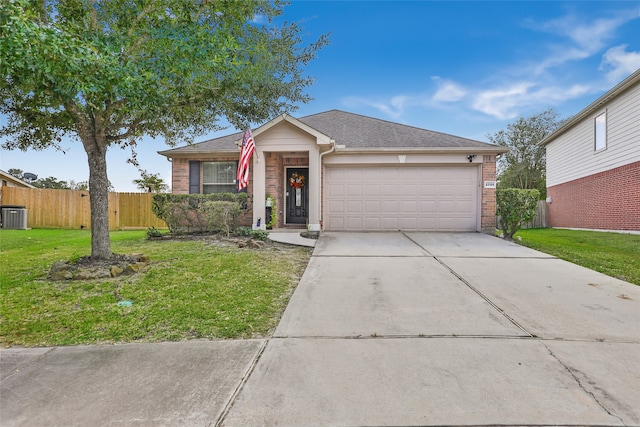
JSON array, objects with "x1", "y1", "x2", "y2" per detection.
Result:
[{"x1": 0, "y1": 187, "x2": 166, "y2": 230}]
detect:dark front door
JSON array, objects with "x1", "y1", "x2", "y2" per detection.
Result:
[{"x1": 286, "y1": 168, "x2": 309, "y2": 224}]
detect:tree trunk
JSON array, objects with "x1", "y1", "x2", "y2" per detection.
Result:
[{"x1": 85, "y1": 140, "x2": 112, "y2": 260}]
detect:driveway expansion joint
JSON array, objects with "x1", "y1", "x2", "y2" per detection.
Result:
[
  {"x1": 214, "y1": 340, "x2": 269, "y2": 427},
  {"x1": 433, "y1": 256, "x2": 534, "y2": 338},
  {"x1": 1, "y1": 347, "x2": 56, "y2": 381}
]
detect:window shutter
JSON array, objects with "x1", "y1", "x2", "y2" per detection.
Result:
[{"x1": 189, "y1": 161, "x2": 201, "y2": 194}]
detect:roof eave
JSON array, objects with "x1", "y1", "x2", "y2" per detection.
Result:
[
  {"x1": 333, "y1": 146, "x2": 508, "y2": 155},
  {"x1": 158, "y1": 150, "x2": 239, "y2": 158}
]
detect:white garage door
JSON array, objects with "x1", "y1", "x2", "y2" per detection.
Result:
[{"x1": 325, "y1": 166, "x2": 478, "y2": 231}]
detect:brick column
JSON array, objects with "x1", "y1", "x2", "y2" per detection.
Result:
[{"x1": 481, "y1": 155, "x2": 497, "y2": 232}]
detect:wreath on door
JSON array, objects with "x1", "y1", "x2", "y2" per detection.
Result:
[{"x1": 289, "y1": 173, "x2": 305, "y2": 189}]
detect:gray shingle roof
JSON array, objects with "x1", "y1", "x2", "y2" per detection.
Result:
[
  {"x1": 299, "y1": 110, "x2": 496, "y2": 149},
  {"x1": 159, "y1": 109, "x2": 500, "y2": 156}
]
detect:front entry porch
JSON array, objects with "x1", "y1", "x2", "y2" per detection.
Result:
[{"x1": 252, "y1": 150, "x2": 320, "y2": 231}]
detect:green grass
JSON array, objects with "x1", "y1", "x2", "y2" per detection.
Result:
[
  {"x1": 515, "y1": 228, "x2": 640, "y2": 286},
  {"x1": 0, "y1": 229, "x2": 312, "y2": 347}
]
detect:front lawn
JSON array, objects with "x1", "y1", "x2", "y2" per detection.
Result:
[
  {"x1": 0, "y1": 229, "x2": 312, "y2": 347},
  {"x1": 515, "y1": 228, "x2": 640, "y2": 286}
]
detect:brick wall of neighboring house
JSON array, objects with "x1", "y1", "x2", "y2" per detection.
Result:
[
  {"x1": 547, "y1": 161, "x2": 640, "y2": 231},
  {"x1": 481, "y1": 155, "x2": 497, "y2": 232}
]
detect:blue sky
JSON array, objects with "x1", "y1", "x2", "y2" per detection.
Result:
[{"x1": 2, "y1": 1, "x2": 639, "y2": 191}]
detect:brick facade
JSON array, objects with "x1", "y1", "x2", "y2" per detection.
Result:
[
  {"x1": 481, "y1": 155, "x2": 497, "y2": 232},
  {"x1": 547, "y1": 161, "x2": 640, "y2": 231}
]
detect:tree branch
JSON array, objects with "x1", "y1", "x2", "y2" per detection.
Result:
[{"x1": 127, "y1": 1, "x2": 159, "y2": 38}]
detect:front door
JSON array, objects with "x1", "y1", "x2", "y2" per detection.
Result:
[{"x1": 286, "y1": 168, "x2": 309, "y2": 224}]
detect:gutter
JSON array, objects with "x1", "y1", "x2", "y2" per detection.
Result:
[{"x1": 318, "y1": 139, "x2": 337, "y2": 226}]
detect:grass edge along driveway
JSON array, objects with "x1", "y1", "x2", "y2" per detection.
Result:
[
  {"x1": 0, "y1": 229, "x2": 312, "y2": 348},
  {"x1": 515, "y1": 228, "x2": 640, "y2": 286}
]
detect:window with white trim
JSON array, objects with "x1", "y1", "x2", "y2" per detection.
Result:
[
  {"x1": 594, "y1": 111, "x2": 607, "y2": 152},
  {"x1": 202, "y1": 162, "x2": 237, "y2": 193}
]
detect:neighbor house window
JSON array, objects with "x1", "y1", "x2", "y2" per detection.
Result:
[
  {"x1": 202, "y1": 162, "x2": 237, "y2": 193},
  {"x1": 594, "y1": 111, "x2": 607, "y2": 152}
]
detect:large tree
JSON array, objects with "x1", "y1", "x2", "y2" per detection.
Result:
[
  {"x1": 487, "y1": 109, "x2": 564, "y2": 199},
  {"x1": 0, "y1": 0, "x2": 327, "y2": 259}
]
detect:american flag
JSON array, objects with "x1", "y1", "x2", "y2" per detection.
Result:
[{"x1": 237, "y1": 129, "x2": 255, "y2": 190}]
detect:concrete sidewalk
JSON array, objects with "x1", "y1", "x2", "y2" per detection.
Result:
[
  {"x1": 1, "y1": 341, "x2": 265, "y2": 426},
  {"x1": 2, "y1": 232, "x2": 639, "y2": 426}
]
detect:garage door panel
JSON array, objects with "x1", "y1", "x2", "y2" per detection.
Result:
[
  {"x1": 325, "y1": 166, "x2": 477, "y2": 231},
  {"x1": 346, "y1": 184, "x2": 362, "y2": 197},
  {"x1": 364, "y1": 200, "x2": 380, "y2": 213},
  {"x1": 347, "y1": 217, "x2": 364, "y2": 230},
  {"x1": 346, "y1": 200, "x2": 362, "y2": 213},
  {"x1": 363, "y1": 217, "x2": 381, "y2": 230},
  {"x1": 382, "y1": 201, "x2": 399, "y2": 213},
  {"x1": 382, "y1": 217, "x2": 399, "y2": 230},
  {"x1": 364, "y1": 184, "x2": 380, "y2": 196},
  {"x1": 382, "y1": 184, "x2": 398, "y2": 196},
  {"x1": 400, "y1": 200, "x2": 417, "y2": 212}
]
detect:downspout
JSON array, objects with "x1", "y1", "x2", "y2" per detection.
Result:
[{"x1": 318, "y1": 139, "x2": 336, "y2": 228}]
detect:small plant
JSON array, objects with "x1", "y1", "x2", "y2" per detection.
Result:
[
  {"x1": 146, "y1": 227, "x2": 163, "y2": 239},
  {"x1": 266, "y1": 195, "x2": 277, "y2": 229},
  {"x1": 234, "y1": 226, "x2": 268, "y2": 241},
  {"x1": 235, "y1": 226, "x2": 253, "y2": 237},
  {"x1": 250, "y1": 230, "x2": 269, "y2": 241}
]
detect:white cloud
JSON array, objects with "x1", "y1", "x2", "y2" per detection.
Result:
[
  {"x1": 600, "y1": 44, "x2": 640, "y2": 83},
  {"x1": 525, "y1": 9, "x2": 639, "y2": 74},
  {"x1": 471, "y1": 82, "x2": 590, "y2": 119},
  {"x1": 431, "y1": 77, "x2": 467, "y2": 102}
]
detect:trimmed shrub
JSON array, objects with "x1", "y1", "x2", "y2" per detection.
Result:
[
  {"x1": 198, "y1": 201, "x2": 241, "y2": 236},
  {"x1": 496, "y1": 188, "x2": 540, "y2": 240},
  {"x1": 152, "y1": 193, "x2": 249, "y2": 234}
]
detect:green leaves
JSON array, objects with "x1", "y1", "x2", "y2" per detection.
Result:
[
  {"x1": 1, "y1": 0, "x2": 328, "y2": 149},
  {"x1": 496, "y1": 188, "x2": 540, "y2": 240},
  {"x1": 487, "y1": 109, "x2": 563, "y2": 199}
]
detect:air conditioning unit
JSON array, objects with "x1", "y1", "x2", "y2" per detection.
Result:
[{"x1": 1, "y1": 207, "x2": 28, "y2": 229}]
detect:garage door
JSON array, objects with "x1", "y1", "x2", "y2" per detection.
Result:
[{"x1": 325, "y1": 166, "x2": 478, "y2": 231}]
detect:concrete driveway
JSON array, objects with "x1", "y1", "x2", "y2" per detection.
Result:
[{"x1": 222, "y1": 232, "x2": 640, "y2": 426}]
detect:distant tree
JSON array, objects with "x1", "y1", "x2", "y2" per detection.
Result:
[
  {"x1": 1, "y1": 0, "x2": 328, "y2": 259},
  {"x1": 69, "y1": 180, "x2": 89, "y2": 191},
  {"x1": 33, "y1": 176, "x2": 70, "y2": 189},
  {"x1": 7, "y1": 168, "x2": 24, "y2": 179},
  {"x1": 134, "y1": 171, "x2": 169, "y2": 193},
  {"x1": 487, "y1": 109, "x2": 564, "y2": 199}
]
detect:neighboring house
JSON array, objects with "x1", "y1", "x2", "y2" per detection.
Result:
[
  {"x1": 0, "y1": 170, "x2": 35, "y2": 189},
  {"x1": 159, "y1": 110, "x2": 506, "y2": 232},
  {"x1": 542, "y1": 69, "x2": 640, "y2": 231}
]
